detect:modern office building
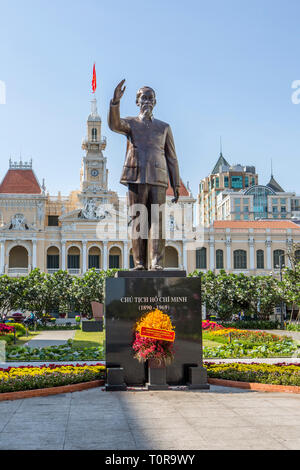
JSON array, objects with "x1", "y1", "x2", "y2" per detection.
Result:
[
  {"x1": 197, "y1": 153, "x2": 300, "y2": 226},
  {"x1": 197, "y1": 152, "x2": 258, "y2": 226}
]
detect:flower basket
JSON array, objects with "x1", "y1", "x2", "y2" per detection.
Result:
[{"x1": 132, "y1": 309, "x2": 175, "y2": 390}]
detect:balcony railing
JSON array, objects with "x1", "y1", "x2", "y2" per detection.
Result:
[
  {"x1": 68, "y1": 268, "x2": 81, "y2": 275},
  {"x1": 8, "y1": 268, "x2": 29, "y2": 275},
  {"x1": 47, "y1": 268, "x2": 60, "y2": 274}
]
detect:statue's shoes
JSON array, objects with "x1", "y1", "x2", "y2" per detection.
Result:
[
  {"x1": 133, "y1": 264, "x2": 146, "y2": 271},
  {"x1": 150, "y1": 265, "x2": 164, "y2": 271}
]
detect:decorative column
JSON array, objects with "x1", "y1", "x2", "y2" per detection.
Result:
[
  {"x1": 82, "y1": 241, "x2": 87, "y2": 273},
  {"x1": 182, "y1": 240, "x2": 188, "y2": 272},
  {"x1": 61, "y1": 241, "x2": 66, "y2": 270},
  {"x1": 0, "y1": 240, "x2": 5, "y2": 274},
  {"x1": 249, "y1": 236, "x2": 255, "y2": 270},
  {"x1": 265, "y1": 238, "x2": 272, "y2": 270},
  {"x1": 32, "y1": 239, "x2": 37, "y2": 269},
  {"x1": 123, "y1": 241, "x2": 128, "y2": 269},
  {"x1": 225, "y1": 235, "x2": 231, "y2": 271},
  {"x1": 209, "y1": 238, "x2": 215, "y2": 271},
  {"x1": 103, "y1": 241, "x2": 108, "y2": 270}
]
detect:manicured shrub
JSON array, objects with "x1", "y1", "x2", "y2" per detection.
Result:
[
  {"x1": 205, "y1": 362, "x2": 300, "y2": 386},
  {"x1": 6, "y1": 323, "x2": 26, "y2": 336},
  {"x1": 0, "y1": 364, "x2": 106, "y2": 393},
  {"x1": 0, "y1": 334, "x2": 14, "y2": 344},
  {"x1": 286, "y1": 323, "x2": 300, "y2": 332},
  {"x1": 218, "y1": 320, "x2": 280, "y2": 330}
]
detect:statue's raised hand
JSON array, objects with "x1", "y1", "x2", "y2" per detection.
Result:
[{"x1": 112, "y1": 79, "x2": 126, "y2": 104}]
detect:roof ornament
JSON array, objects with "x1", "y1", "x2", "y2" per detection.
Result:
[{"x1": 9, "y1": 158, "x2": 33, "y2": 170}]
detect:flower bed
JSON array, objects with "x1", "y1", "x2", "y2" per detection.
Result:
[
  {"x1": 205, "y1": 362, "x2": 300, "y2": 386},
  {"x1": 0, "y1": 363, "x2": 106, "y2": 393},
  {"x1": 203, "y1": 338, "x2": 297, "y2": 358},
  {"x1": 6, "y1": 342, "x2": 104, "y2": 362},
  {"x1": 208, "y1": 328, "x2": 282, "y2": 344},
  {"x1": 202, "y1": 320, "x2": 224, "y2": 331}
]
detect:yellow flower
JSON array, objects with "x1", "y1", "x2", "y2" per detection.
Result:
[{"x1": 135, "y1": 309, "x2": 175, "y2": 333}]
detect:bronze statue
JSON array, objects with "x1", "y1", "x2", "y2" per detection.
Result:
[{"x1": 108, "y1": 79, "x2": 180, "y2": 270}]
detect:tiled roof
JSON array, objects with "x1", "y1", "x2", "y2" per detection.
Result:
[
  {"x1": 167, "y1": 179, "x2": 189, "y2": 197},
  {"x1": 0, "y1": 169, "x2": 41, "y2": 194},
  {"x1": 214, "y1": 220, "x2": 300, "y2": 230}
]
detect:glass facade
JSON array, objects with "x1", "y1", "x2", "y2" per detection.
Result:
[
  {"x1": 244, "y1": 186, "x2": 275, "y2": 219},
  {"x1": 231, "y1": 176, "x2": 243, "y2": 189}
]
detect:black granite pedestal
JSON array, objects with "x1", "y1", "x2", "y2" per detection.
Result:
[{"x1": 105, "y1": 271, "x2": 206, "y2": 388}]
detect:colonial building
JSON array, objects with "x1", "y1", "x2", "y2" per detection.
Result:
[
  {"x1": 191, "y1": 220, "x2": 300, "y2": 275},
  {"x1": 1, "y1": 101, "x2": 300, "y2": 277},
  {"x1": 0, "y1": 98, "x2": 195, "y2": 275}
]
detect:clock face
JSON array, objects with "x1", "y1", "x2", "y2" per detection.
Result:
[{"x1": 91, "y1": 169, "x2": 99, "y2": 177}]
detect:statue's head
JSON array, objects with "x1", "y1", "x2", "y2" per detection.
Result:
[{"x1": 136, "y1": 86, "x2": 156, "y2": 116}]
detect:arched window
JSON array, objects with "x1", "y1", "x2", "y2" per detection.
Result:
[
  {"x1": 88, "y1": 246, "x2": 101, "y2": 270},
  {"x1": 109, "y1": 247, "x2": 121, "y2": 269},
  {"x1": 165, "y1": 246, "x2": 179, "y2": 268},
  {"x1": 216, "y1": 249, "x2": 224, "y2": 269},
  {"x1": 256, "y1": 250, "x2": 264, "y2": 269},
  {"x1": 234, "y1": 250, "x2": 247, "y2": 269},
  {"x1": 196, "y1": 247, "x2": 207, "y2": 269},
  {"x1": 67, "y1": 246, "x2": 80, "y2": 270},
  {"x1": 273, "y1": 249, "x2": 285, "y2": 269},
  {"x1": 295, "y1": 250, "x2": 300, "y2": 264},
  {"x1": 92, "y1": 128, "x2": 97, "y2": 142},
  {"x1": 47, "y1": 246, "x2": 60, "y2": 270}
]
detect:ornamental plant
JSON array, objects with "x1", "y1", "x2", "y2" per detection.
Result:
[
  {"x1": 132, "y1": 309, "x2": 175, "y2": 366},
  {"x1": 205, "y1": 362, "x2": 300, "y2": 386},
  {"x1": 0, "y1": 363, "x2": 106, "y2": 393}
]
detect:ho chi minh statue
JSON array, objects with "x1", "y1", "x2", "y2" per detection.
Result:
[{"x1": 108, "y1": 79, "x2": 181, "y2": 271}]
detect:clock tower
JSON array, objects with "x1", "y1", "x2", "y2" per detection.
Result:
[
  {"x1": 78, "y1": 97, "x2": 118, "y2": 217},
  {"x1": 81, "y1": 97, "x2": 108, "y2": 194}
]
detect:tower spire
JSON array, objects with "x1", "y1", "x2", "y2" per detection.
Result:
[
  {"x1": 220, "y1": 136, "x2": 222, "y2": 156},
  {"x1": 271, "y1": 158, "x2": 273, "y2": 178}
]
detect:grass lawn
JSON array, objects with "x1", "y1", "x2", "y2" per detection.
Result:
[
  {"x1": 73, "y1": 329, "x2": 105, "y2": 349},
  {"x1": 8, "y1": 332, "x2": 39, "y2": 348}
]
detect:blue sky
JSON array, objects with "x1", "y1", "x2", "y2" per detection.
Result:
[{"x1": 0, "y1": 0, "x2": 300, "y2": 197}]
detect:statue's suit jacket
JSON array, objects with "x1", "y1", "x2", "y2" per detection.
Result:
[{"x1": 108, "y1": 101, "x2": 180, "y2": 192}]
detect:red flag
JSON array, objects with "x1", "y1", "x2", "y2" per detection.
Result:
[{"x1": 92, "y1": 63, "x2": 97, "y2": 93}]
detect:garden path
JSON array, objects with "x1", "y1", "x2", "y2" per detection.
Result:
[
  {"x1": 25, "y1": 330, "x2": 75, "y2": 348},
  {"x1": 0, "y1": 386, "x2": 299, "y2": 449}
]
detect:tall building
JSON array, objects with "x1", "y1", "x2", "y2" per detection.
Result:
[
  {"x1": 197, "y1": 152, "x2": 258, "y2": 226},
  {"x1": 197, "y1": 153, "x2": 300, "y2": 226}
]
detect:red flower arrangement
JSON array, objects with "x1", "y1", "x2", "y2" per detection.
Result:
[{"x1": 132, "y1": 309, "x2": 175, "y2": 366}]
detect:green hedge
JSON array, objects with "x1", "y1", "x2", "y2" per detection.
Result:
[
  {"x1": 6, "y1": 323, "x2": 27, "y2": 336},
  {"x1": 218, "y1": 320, "x2": 279, "y2": 330}
]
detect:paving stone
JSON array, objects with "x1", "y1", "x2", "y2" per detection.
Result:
[{"x1": 0, "y1": 432, "x2": 65, "y2": 450}]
